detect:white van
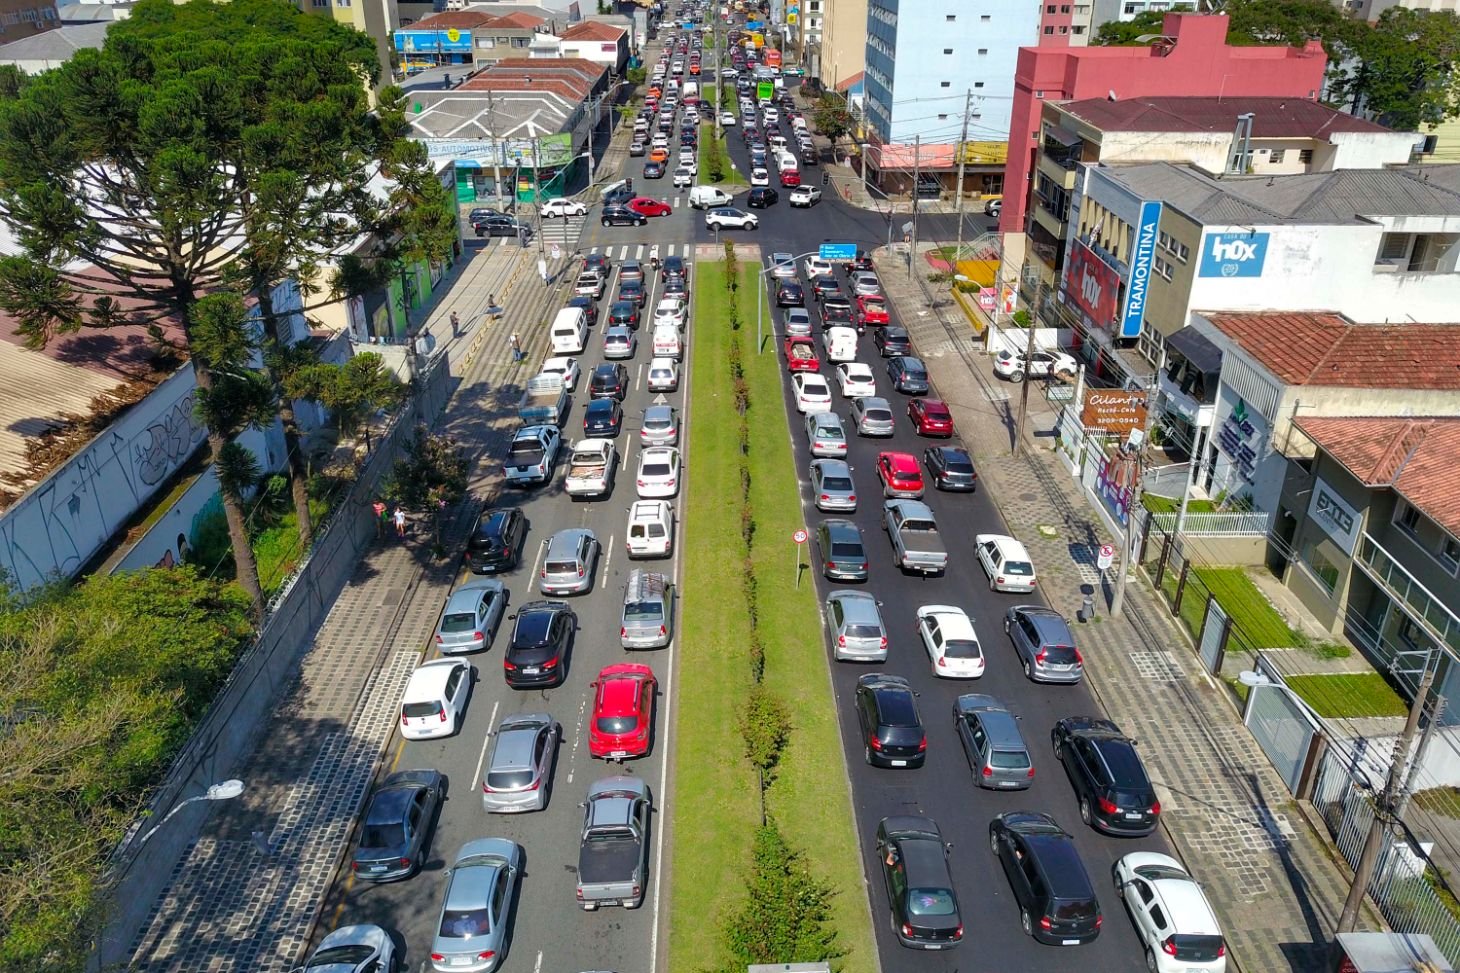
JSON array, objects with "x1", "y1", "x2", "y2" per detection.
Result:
[
  {"x1": 823, "y1": 326, "x2": 857, "y2": 363},
  {"x1": 689, "y1": 185, "x2": 734, "y2": 209},
  {"x1": 776, "y1": 151, "x2": 798, "y2": 173},
  {"x1": 550, "y1": 306, "x2": 589, "y2": 354},
  {"x1": 769, "y1": 134, "x2": 789, "y2": 153},
  {"x1": 652, "y1": 323, "x2": 682, "y2": 360},
  {"x1": 683, "y1": 80, "x2": 700, "y2": 102}
]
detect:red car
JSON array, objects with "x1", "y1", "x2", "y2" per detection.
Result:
[
  {"x1": 857, "y1": 295, "x2": 890, "y2": 327},
  {"x1": 877, "y1": 451, "x2": 925, "y2": 498},
  {"x1": 627, "y1": 196, "x2": 673, "y2": 218},
  {"x1": 779, "y1": 168, "x2": 802, "y2": 187},
  {"x1": 784, "y1": 335, "x2": 820, "y2": 372},
  {"x1": 908, "y1": 398, "x2": 955, "y2": 438},
  {"x1": 589, "y1": 663, "x2": 657, "y2": 760}
]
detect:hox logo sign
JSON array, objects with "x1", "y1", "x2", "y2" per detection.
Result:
[{"x1": 1199, "y1": 231, "x2": 1269, "y2": 278}]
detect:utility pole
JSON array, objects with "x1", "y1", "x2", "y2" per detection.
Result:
[
  {"x1": 533, "y1": 137, "x2": 546, "y2": 255},
  {"x1": 908, "y1": 133, "x2": 920, "y2": 280},
  {"x1": 486, "y1": 89, "x2": 504, "y2": 206},
  {"x1": 1397, "y1": 693, "x2": 1446, "y2": 818},
  {"x1": 1339, "y1": 664, "x2": 1436, "y2": 933},
  {"x1": 1014, "y1": 268, "x2": 1043, "y2": 456},
  {"x1": 953, "y1": 89, "x2": 972, "y2": 262}
]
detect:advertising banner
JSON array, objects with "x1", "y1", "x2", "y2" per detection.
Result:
[
  {"x1": 1199, "y1": 231, "x2": 1269, "y2": 278},
  {"x1": 425, "y1": 132, "x2": 573, "y2": 167},
  {"x1": 1081, "y1": 390, "x2": 1147, "y2": 439},
  {"x1": 1063, "y1": 240, "x2": 1121, "y2": 331},
  {"x1": 1120, "y1": 200, "x2": 1162, "y2": 339},
  {"x1": 395, "y1": 27, "x2": 473, "y2": 53}
]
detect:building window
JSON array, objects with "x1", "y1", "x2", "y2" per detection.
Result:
[
  {"x1": 1269, "y1": 149, "x2": 1286, "y2": 164},
  {"x1": 1397, "y1": 615, "x2": 1432, "y2": 652},
  {"x1": 981, "y1": 13, "x2": 991, "y2": 19},
  {"x1": 978, "y1": 48, "x2": 988, "y2": 54},
  {"x1": 1303, "y1": 542, "x2": 1341, "y2": 595},
  {"x1": 1061, "y1": 3, "x2": 1071, "y2": 9},
  {"x1": 512, "y1": 37, "x2": 529, "y2": 46},
  {"x1": 1046, "y1": 3, "x2": 1056, "y2": 10},
  {"x1": 1299, "y1": 148, "x2": 1314, "y2": 164},
  {"x1": 1124, "y1": 3, "x2": 1137, "y2": 12},
  {"x1": 1059, "y1": 25, "x2": 1068, "y2": 32},
  {"x1": 1073, "y1": 24, "x2": 1086, "y2": 33},
  {"x1": 940, "y1": 81, "x2": 951, "y2": 87},
  {"x1": 1441, "y1": 536, "x2": 1460, "y2": 572},
  {"x1": 1396, "y1": 501, "x2": 1422, "y2": 535},
  {"x1": 1153, "y1": 255, "x2": 1172, "y2": 281},
  {"x1": 939, "y1": 113, "x2": 949, "y2": 119},
  {"x1": 975, "y1": 81, "x2": 985, "y2": 88},
  {"x1": 946, "y1": 13, "x2": 956, "y2": 20},
  {"x1": 944, "y1": 48, "x2": 953, "y2": 54}
]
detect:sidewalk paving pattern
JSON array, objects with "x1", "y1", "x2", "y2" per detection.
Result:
[
  {"x1": 871, "y1": 246, "x2": 1369, "y2": 973},
  {"x1": 127, "y1": 241, "x2": 566, "y2": 972}
]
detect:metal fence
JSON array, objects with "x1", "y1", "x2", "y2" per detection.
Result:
[
  {"x1": 1311, "y1": 747, "x2": 1460, "y2": 966},
  {"x1": 1148, "y1": 510, "x2": 1273, "y2": 536}
]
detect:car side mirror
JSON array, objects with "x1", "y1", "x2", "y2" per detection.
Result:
[{"x1": 945, "y1": 842, "x2": 954, "y2": 854}]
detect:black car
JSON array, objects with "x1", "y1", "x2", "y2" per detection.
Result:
[
  {"x1": 855, "y1": 673, "x2": 926, "y2": 769},
  {"x1": 602, "y1": 205, "x2": 648, "y2": 227},
  {"x1": 468, "y1": 206, "x2": 508, "y2": 223},
  {"x1": 989, "y1": 811, "x2": 1102, "y2": 945},
  {"x1": 663, "y1": 277, "x2": 688, "y2": 301},
  {"x1": 465, "y1": 505, "x2": 527, "y2": 574},
  {"x1": 842, "y1": 250, "x2": 875, "y2": 275},
  {"x1": 566, "y1": 294, "x2": 599, "y2": 328},
  {"x1": 775, "y1": 281, "x2": 804, "y2": 307},
  {"x1": 662, "y1": 254, "x2": 687, "y2": 281},
  {"x1": 747, "y1": 187, "x2": 779, "y2": 208},
  {"x1": 475, "y1": 215, "x2": 521, "y2": 238},
  {"x1": 821, "y1": 296, "x2": 853, "y2": 325},
  {"x1": 608, "y1": 300, "x2": 641, "y2": 330},
  {"x1": 619, "y1": 278, "x2": 647, "y2": 307},
  {"x1": 504, "y1": 601, "x2": 575, "y2": 688},
  {"x1": 876, "y1": 816, "x2": 963, "y2": 950},
  {"x1": 583, "y1": 252, "x2": 611, "y2": 275},
  {"x1": 887, "y1": 355, "x2": 930, "y2": 394},
  {"x1": 875, "y1": 325, "x2": 913, "y2": 358},
  {"x1": 1052, "y1": 716, "x2": 1160, "y2": 836},
  {"x1": 679, "y1": 131, "x2": 698, "y2": 147},
  {"x1": 589, "y1": 363, "x2": 629, "y2": 400},
  {"x1": 924, "y1": 446, "x2": 977, "y2": 492},
  {"x1": 351, "y1": 769, "x2": 444, "y2": 882},
  {"x1": 815, "y1": 518, "x2": 868, "y2": 582},
  {"x1": 583, "y1": 397, "x2": 624, "y2": 437},
  {"x1": 810, "y1": 274, "x2": 841, "y2": 302},
  {"x1": 644, "y1": 160, "x2": 667, "y2": 179}
]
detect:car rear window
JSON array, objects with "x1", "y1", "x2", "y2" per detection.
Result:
[
  {"x1": 1053, "y1": 897, "x2": 1099, "y2": 921},
  {"x1": 509, "y1": 443, "x2": 544, "y2": 462},
  {"x1": 1003, "y1": 560, "x2": 1034, "y2": 576},
  {"x1": 361, "y1": 823, "x2": 405, "y2": 849},
  {"x1": 596, "y1": 715, "x2": 638, "y2": 735},
  {"x1": 402, "y1": 701, "x2": 441, "y2": 719},
  {"x1": 642, "y1": 462, "x2": 671, "y2": 476},
  {"x1": 904, "y1": 362, "x2": 927, "y2": 377},
  {"x1": 1041, "y1": 644, "x2": 1079, "y2": 664},
  {"x1": 624, "y1": 600, "x2": 663, "y2": 620},
  {"x1": 991, "y1": 748, "x2": 1031, "y2": 770},
  {"x1": 545, "y1": 559, "x2": 579, "y2": 575},
  {"x1": 830, "y1": 542, "x2": 863, "y2": 557},
  {"x1": 865, "y1": 408, "x2": 893, "y2": 422},
  {"x1": 878, "y1": 692, "x2": 919, "y2": 726},
  {"x1": 486, "y1": 769, "x2": 535, "y2": 791},
  {"x1": 846, "y1": 623, "x2": 882, "y2": 639},
  {"x1": 942, "y1": 639, "x2": 982, "y2": 659},
  {"x1": 821, "y1": 476, "x2": 852, "y2": 491},
  {"x1": 1172, "y1": 935, "x2": 1225, "y2": 961},
  {"x1": 440, "y1": 907, "x2": 492, "y2": 938},
  {"x1": 440, "y1": 612, "x2": 477, "y2": 633},
  {"x1": 907, "y1": 889, "x2": 957, "y2": 916}
]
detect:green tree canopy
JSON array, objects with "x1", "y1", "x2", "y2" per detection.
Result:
[{"x1": 811, "y1": 95, "x2": 853, "y2": 143}]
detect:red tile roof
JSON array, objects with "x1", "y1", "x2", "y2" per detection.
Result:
[
  {"x1": 561, "y1": 20, "x2": 625, "y2": 41},
  {"x1": 1296, "y1": 416, "x2": 1460, "y2": 539},
  {"x1": 494, "y1": 11, "x2": 545, "y2": 28},
  {"x1": 1057, "y1": 96, "x2": 1390, "y2": 137},
  {"x1": 1206, "y1": 312, "x2": 1460, "y2": 390},
  {"x1": 490, "y1": 57, "x2": 606, "y2": 80},
  {"x1": 409, "y1": 11, "x2": 500, "y2": 28}
]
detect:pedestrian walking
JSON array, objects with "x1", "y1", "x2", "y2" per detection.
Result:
[
  {"x1": 488, "y1": 293, "x2": 499, "y2": 316},
  {"x1": 449, "y1": 311, "x2": 460, "y2": 337},
  {"x1": 510, "y1": 331, "x2": 523, "y2": 362},
  {"x1": 372, "y1": 500, "x2": 387, "y2": 537},
  {"x1": 393, "y1": 506, "x2": 407, "y2": 538}
]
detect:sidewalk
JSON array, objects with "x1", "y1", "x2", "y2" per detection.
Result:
[
  {"x1": 120, "y1": 240, "x2": 573, "y2": 972},
  {"x1": 871, "y1": 245, "x2": 1373, "y2": 973}
]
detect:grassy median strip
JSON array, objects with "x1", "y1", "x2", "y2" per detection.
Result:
[{"x1": 670, "y1": 257, "x2": 874, "y2": 973}]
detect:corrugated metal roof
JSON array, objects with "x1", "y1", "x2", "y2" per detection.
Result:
[{"x1": 1059, "y1": 96, "x2": 1392, "y2": 137}]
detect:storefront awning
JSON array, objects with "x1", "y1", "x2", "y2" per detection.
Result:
[{"x1": 1166, "y1": 326, "x2": 1223, "y2": 375}]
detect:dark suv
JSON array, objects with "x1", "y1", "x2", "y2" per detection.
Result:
[
  {"x1": 608, "y1": 300, "x2": 640, "y2": 330},
  {"x1": 989, "y1": 811, "x2": 1102, "y2": 945},
  {"x1": 465, "y1": 506, "x2": 527, "y2": 574},
  {"x1": 566, "y1": 294, "x2": 599, "y2": 328},
  {"x1": 504, "y1": 601, "x2": 575, "y2": 689},
  {"x1": 1051, "y1": 716, "x2": 1160, "y2": 835},
  {"x1": 876, "y1": 816, "x2": 963, "y2": 950},
  {"x1": 855, "y1": 673, "x2": 926, "y2": 769},
  {"x1": 589, "y1": 363, "x2": 629, "y2": 400}
]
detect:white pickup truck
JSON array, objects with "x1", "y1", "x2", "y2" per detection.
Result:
[{"x1": 565, "y1": 439, "x2": 618, "y2": 499}]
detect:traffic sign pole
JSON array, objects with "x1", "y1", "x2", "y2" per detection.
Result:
[{"x1": 793, "y1": 528, "x2": 808, "y2": 587}]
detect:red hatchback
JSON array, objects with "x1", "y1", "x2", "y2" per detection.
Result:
[
  {"x1": 627, "y1": 197, "x2": 673, "y2": 218},
  {"x1": 877, "y1": 451, "x2": 925, "y2": 498},
  {"x1": 589, "y1": 663, "x2": 657, "y2": 760},
  {"x1": 779, "y1": 168, "x2": 802, "y2": 187},
  {"x1": 857, "y1": 295, "x2": 890, "y2": 327},
  {"x1": 908, "y1": 398, "x2": 955, "y2": 438}
]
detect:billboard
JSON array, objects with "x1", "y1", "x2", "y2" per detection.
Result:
[
  {"x1": 394, "y1": 27, "x2": 473, "y2": 53},
  {"x1": 1063, "y1": 240, "x2": 1121, "y2": 331},
  {"x1": 424, "y1": 133, "x2": 573, "y2": 168},
  {"x1": 1120, "y1": 200, "x2": 1162, "y2": 339},
  {"x1": 1199, "y1": 231, "x2": 1269, "y2": 278}
]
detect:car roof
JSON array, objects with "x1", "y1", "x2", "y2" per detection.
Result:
[
  {"x1": 881, "y1": 452, "x2": 919, "y2": 472},
  {"x1": 955, "y1": 696, "x2": 1025, "y2": 748},
  {"x1": 890, "y1": 498, "x2": 936, "y2": 519},
  {"x1": 1151, "y1": 878, "x2": 1221, "y2": 934},
  {"x1": 445, "y1": 582, "x2": 500, "y2": 612},
  {"x1": 977, "y1": 533, "x2": 1030, "y2": 557},
  {"x1": 625, "y1": 568, "x2": 669, "y2": 599},
  {"x1": 586, "y1": 398, "x2": 617, "y2": 414},
  {"x1": 492, "y1": 722, "x2": 543, "y2": 769},
  {"x1": 931, "y1": 445, "x2": 971, "y2": 462},
  {"x1": 822, "y1": 519, "x2": 861, "y2": 542},
  {"x1": 900, "y1": 836, "x2": 953, "y2": 886},
  {"x1": 1024, "y1": 833, "x2": 1095, "y2": 897},
  {"x1": 546, "y1": 528, "x2": 592, "y2": 556},
  {"x1": 597, "y1": 668, "x2": 651, "y2": 714},
  {"x1": 404, "y1": 659, "x2": 463, "y2": 698},
  {"x1": 1017, "y1": 605, "x2": 1074, "y2": 641},
  {"x1": 644, "y1": 404, "x2": 674, "y2": 422},
  {"x1": 813, "y1": 458, "x2": 852, "y2": 475},
  {"x1": 365, "y1": 781, "x2": 418, "y2": 822},
  {"x1": 921, "y1": 606, "x2": 976, "y2": 640}
]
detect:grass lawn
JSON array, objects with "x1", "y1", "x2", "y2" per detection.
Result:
[
  {"x1": 1414, "y1": 787, "x2": 1460, "y2": 820},
  {"x1": 1285, "y1": 672, "x2": 1408, "y2": 719},
  {"x1": 1141, "y1": 494, "x2": 1218, "y2": 515},
  {"x1": 669, "y1": 259, "x2": 874, "y2": 973},
  {"x1": 698, "y1": 122, "x2": 748, "y2": 187},
  {"x1": 1196, "y1": 567, "x2": 1297, "y2": 648}
]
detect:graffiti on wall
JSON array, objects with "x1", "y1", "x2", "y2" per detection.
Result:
[{"x1": 132, "y1": 391, "x2": 207, "y2": 487}]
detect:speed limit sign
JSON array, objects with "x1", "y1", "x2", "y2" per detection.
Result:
[{"x1": 792, "y1": 528, "x2": 808, "y2": 544}]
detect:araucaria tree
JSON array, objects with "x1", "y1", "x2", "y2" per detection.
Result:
[{"x1": 0, "y1": 0, "x2": 405, "y2": 623}]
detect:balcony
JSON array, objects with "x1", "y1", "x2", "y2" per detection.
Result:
[{"x1": 1354, "y1": 531, "x2": 1460, "y2": 654}]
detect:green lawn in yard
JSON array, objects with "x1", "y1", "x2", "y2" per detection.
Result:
[
  {"x1": 670, "y1": 260, "x2": 872, "y2": 973},
  {"x1": 1195, "y1": 567, "x2": 1298, "y2": 648},
  {"x1": 1285, "y1": 673, "x2": 1408, "y2": 719},
  {"x1": 1141, "y1": 494, "x2": 1218, "y2": 515}
]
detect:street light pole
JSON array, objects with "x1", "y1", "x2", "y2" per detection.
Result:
[{"x1": 132, "y1": 779, "x2": 246, "y2": 850}]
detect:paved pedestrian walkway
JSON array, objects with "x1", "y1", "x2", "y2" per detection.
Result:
[
  {"x1": 871, "y1": 244, "x2": 1373, "y2": 973},
  {"x1": 122, "y1": 239, "x2": 573, "y2": 972}
]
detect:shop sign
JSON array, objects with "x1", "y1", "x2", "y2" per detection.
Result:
[{"x1": 1081, "y1": 389, "x2": 1147, "y2": 439}]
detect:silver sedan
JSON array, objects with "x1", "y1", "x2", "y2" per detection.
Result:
[
  {"x1": 851, "y1": 396, "x2": 896, "y2": 437},
  {"x1": 810, "y1": 458, "x2": 858, "y2": 512}
]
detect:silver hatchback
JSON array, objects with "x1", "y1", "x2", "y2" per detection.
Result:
[
  {"x1": 640, "y1": 404, "x2": 679, "y2": 447},
  {"x1": 851, "y1": 396, "x2": 896, "y2": 437},
  {"x1": 539, "y1": 529, "x2": 600, "y2": 596},
  {"x1": 435, "y1": 579, "x2": 508, "y2": 654},
  {"x1": 810, "y1": 458, "x2": 858, "y2": 512},
  {"x1": 482, "y1": 713, "x2": 560, "y2": 813},
  {"x1": 620, "y1": 568, "x2": 675, "y2": 649},
  {"x1": 827, "y1": 591, "x2": 888, "y2": 662}
]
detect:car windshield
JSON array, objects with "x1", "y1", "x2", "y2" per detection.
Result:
[
  {"x1": 907, "y1": 889, "x2": 957, "y2": 916},
  {"x1": 402, "y1": 701, "x2": 441, "y2": 719},
  {"x1": 307, "y1": 946, "x2": 375, "y2": 968},
  {"x1": 624, "y1": 600, "x2": 663, "y2": 620},
  {"x1": 440, "y1": 611, "x2": 477, "y2": 634},
  {"x1": 596, "y1": 715, "x2": 638, "y2": 735},
  {"x1": 942, "y1": 639, "x2": 982, "y2": 659},
  {"x1": 487, "y1": 768, "x2": 535, "y2": 791},
  {"x1": 992, "y1": 748, "x2": 1032, "y2": 770},
  {"x1": 1003, "y1": 560, "x2": 1034, "y2": 576},
  {"x1": 830, "y1": 542, "x2": 863, "y2": 557},
  {"x1": 360, "y1": 822, "x2": 405, "y2": 849},
  {"x1": 821, "y1": 476, "x2": 852, "y2": 491},
  {"x1": 439, "y1": 907, "x2": 492, "y2": 938}
]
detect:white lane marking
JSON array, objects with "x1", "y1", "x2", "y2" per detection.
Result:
[
  {"x1": 636, "y1": 244, "x2": 646, "y2": 259},
  {"x1": 603, "y1": 536, "x2": 614, "y2": 575},
  {"x1": 589, "y1": 245, "x2": 599, "y2": 255},
  {"x1": 566, "y1": 695, "x2": 587, "y2": 784},
  {"x1": 472, "y1": 700, "x2": 501, "y2": 791},
  {"x1": 636, "y1": 361, "x2": 645, "y2": 392},
  {"x1": 530, "y1": 538, "x2": 545, "y2": 589},
  {"x1": 533, "y1": 951, "x2": 542, "y2": 973},
  {"x1": 620, "y1": 245, "x2": 630, "y2": 260}
]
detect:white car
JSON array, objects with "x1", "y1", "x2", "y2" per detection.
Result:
[
  {"x1": 398, "y1": 658, "x2": 473, "y2": 740},
  {"x1": 792, "y1": 372, "x2": 833, "y2": 414},
  {"x1": 636, "y1": 447, "x2": 681, "y2": 498},
  {"x1": 1114, "y1": 852, "x2": 1227, "y2": 972},
  {"x1": 803, "y1": 255, "x2": 834, "y2": 278},
  {"x1": 804, "y1": 411, "x2": 848, "y2": 458},
  {"x1": 992, "y1": 347, "x2": 1079, "y2": 382},
  {"x1": 769, "y1": 252, "x2": 797, "y2": 279},
  {"x1": 762, "y1": 106, "x2": 780, "y2": 123},
  {"x1": 705, "y1": 207, "x2": 759, "y2": 230},
  {"x1": 539, "y1": 355, "x2": 580, "y2": 391},
  {"x1": 651, "y1": 133, "x2": 670, "y2": 149},
  {"x1": 673, "y1": 167, "x2": 695, "y2": 187},
  {"x1": 750, "y1": 167, "x2": 770, "y2": 186},
  {"x1": 653, "y1": 298, "x2": 687, "y2": 329},
  {"x1": 540, "y1": 198, "x2": 587, "y2": 218},
  {"x1": 916, "y1": 605, "x2": 986, "y2": 679},
  {"x1": 647, "y1": 357, "x2": 680, "y2": 392},
  {"x1": 835, "y1": 362, "x2": 877, "y2": 399},
  {"x1": 678, "y1": 149, "x2": 696, "y2": 167},
  {"x1": 626, "y1": 499, "x2": 675, "y2": 558},
  {"x1": 789, "y1": 186, "x2": 822, "y2": 207},
  {"x1": 720, "y1": 110, "x2": 736, "y2": 125}
]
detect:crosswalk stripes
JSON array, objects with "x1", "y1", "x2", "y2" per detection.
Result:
[
  {"x1": 583, "y1": 243, "x2": 693, "y2": 259},
  {"x1": 536, "y1": 215, "x2": 587, "y2": 248}
]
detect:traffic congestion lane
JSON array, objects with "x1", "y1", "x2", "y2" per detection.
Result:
[
  {"x1": 701, "y1": 125, "x2": 1177, "y2": 969},
  {"x1": 321, "y1": 246, "x2": 693, "y2": 973}
]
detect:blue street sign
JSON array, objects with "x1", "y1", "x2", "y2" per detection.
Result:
[{"x1": 819, "y1": 242, "x2": 858, "y2": 261}]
